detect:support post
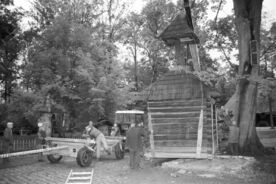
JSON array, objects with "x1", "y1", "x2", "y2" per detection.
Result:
[
  {"x1": 196, "y1": 109, "x2": 204, "y2": 155},
  {"x1": 215, "y1": 106, "x2": 219, "y2": 150},
  {"x1": 211, "y1": 103, "x2": 215, "y2": 155},
  {"x1": 148, "y1": 113, "x2": 155, "y2": 158}
]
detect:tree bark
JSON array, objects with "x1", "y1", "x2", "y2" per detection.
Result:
[
  {"x1": 269, "y1": 95, "x2": 274, "y2": 129},
  {"x1": 233, "y1": 0, "x2": 264, "y2": 155},
  {"x1": 134, "y1": 43, "x2": 138, "y2": 91}
]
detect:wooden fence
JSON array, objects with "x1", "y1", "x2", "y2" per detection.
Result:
[
  {"x1": 0, "y1": 135, "x2": 38, "y2": 154},
  {"x1": 0, "y1": 132, "x2": 87, "y2": 154}
]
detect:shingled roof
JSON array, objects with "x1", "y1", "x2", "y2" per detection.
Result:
[
  {"x1": 159, "y1": 11, "x2": 199, "y2": 45},
  {"x1": 135, "y1": 70, "x2": 211, "y2": 101}
]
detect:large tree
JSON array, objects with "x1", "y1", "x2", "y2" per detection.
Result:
[
  {"x1": 121, "y1": 12, "x2": 144, "y2": 91},
  {"x1": 20, "y1": 0, "x2": 134, "y2": 127},
  {"x1": 233, "y1": 0, "x2": 264, "y2": 154},
  {"x1": 0, "y1": 0, "x2": 23, "y2": 103}
]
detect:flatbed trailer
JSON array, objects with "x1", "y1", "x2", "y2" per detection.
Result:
[{"x1": 0, "y1": 136, "x2": 125, "y2": 167}]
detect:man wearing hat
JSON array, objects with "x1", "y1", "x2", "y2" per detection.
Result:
[
  {"x1": 126, "y1": 121, "x2": 145, "y2": 169},
  {"x1": 37, "y1": 122, "x2": 46, "y2": 161},
  {"x1": 3, "y1": 122, "x2": 14, "y2": 163},
  {"x1": 83, "y1": 120, "x2": 111, "y2": 160}
]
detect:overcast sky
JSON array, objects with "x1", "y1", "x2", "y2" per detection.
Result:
[
  {"x1": 14, "y1": 0, "x2": 276, "y2": 28},
  {"x1": 13, "y1": 0, "x2": 276, "y2": 67}
]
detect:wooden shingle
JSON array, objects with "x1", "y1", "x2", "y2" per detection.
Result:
[{"x1": 159, "y1": 11, "x2": 199, "y2": 45}]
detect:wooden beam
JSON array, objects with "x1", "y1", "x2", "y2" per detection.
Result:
[
  {"x1": 196, "y1": 109, "x2": 204, "y2": 155},
  {"x1": 154, "y1": 146, "x2": 208, "y2": 153},
  {"x1": 215, "y1": 106, "x2": 219, "y2": 151},
  {"x1": 148, "y1": 106, "x2": 206, "y2": 113},
  {"x1": 154, "y1": 133, "x2": 208, "y2": 140},
  {"x1": 151, "y1": 112, "x2": 201, "y2": 119},
  {"x1": 148, "y1": 112, "x2": 155, "y2": 158},
  {"x1": 154, "y1": 139, "x2": 208, "y2": 147},
  {"x1": 148, "y1": 106, "x2": 206, "y2": 110},
  {"x1": 144, "y1": 152, "x2": 211, "y2": 159},
  {"x1": 150, "y1": 112, "x2": 200, "y2": 115},
  {"x1": 152, "y1": 118, "x2": 199, "y2": 124},
  {"x1": 189, "y1": 44, "x2": 201, "y2": 71},
  {"x1": 148, "y1": 100, "x2": 202, "y2": 107},
  {"x1": 211, "y1": 103, "x2": 215, "y2": 155}
]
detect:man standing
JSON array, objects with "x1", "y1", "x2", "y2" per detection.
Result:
[
  {"x1": 3, "y1": 122, "x2": 13, "y2": 163},
  {"x1": 83, "y1": 121, "x2": 110, "y2": 160},
  {"x1": 228, "y1": 121, "x2": 240, "y2": 155},
  {"x1": 37, "y1": 122, "x2": 46, "y2": 161},
  {"x1": 126, "y1": 122, "x2": 145, "y2": 169}
]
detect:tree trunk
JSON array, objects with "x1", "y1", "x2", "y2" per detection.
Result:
[
  {"x1": 134, "y1": 43, "x2": 138, "y2": 91},
  {"x1": 233, "y1": 0, "x2": 264, "y2": 155},
  {"x1": 269, "y1": 96, "x2": 274, "y2": 129}
]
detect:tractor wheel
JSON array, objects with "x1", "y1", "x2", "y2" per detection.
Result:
[
  {"x1": 76, "y1": 147, "x2": 93, "y2": 167},
  {"x1": 47, "y1": 154, "x2": 63, "y2": 163},
  {"x1": 114, "y1": 142, "x2": 124, "y2": 160}
]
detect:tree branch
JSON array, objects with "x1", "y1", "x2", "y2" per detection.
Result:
[
  {"x1": 213, "y1": 0, "x2": 237, "y2": 70},
  {"x1": 219, "y1": 46, "x2": 237, "y2": 69},
  {"x1": 214, "y1": 0, "x2": 223, "y2": 25}
]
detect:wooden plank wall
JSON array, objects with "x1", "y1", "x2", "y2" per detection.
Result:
[{"x1": 148, "y1": 99, "x2": 213, "y2": 155}]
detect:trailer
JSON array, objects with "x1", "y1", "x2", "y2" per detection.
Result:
[{"x1": 0, "y1": 136, "x2": 125, "y2": 167}]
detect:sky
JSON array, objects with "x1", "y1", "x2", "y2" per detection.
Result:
[
  {"x1": 14, "y1": 0, "x2": 276, "y2": 28},
  {"x1": 13, "y1": 0, "x2": 276, "y2": 66}
]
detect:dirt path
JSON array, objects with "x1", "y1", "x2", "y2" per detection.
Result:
[{"x1": 0, "y1": 153, "x2": 275, "y2": 184}]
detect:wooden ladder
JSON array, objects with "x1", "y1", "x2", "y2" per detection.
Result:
[{"x1": 65, "y1": 169, "x2": 94, "y2": 184}]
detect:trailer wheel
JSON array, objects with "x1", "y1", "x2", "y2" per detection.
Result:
[
  {"x1": 76, "y1": 147, "x2": 93, "y2": 167},
  {"x1": 47, "y1": 154, "x2": 63, "y2": 163},
  {"x1": 114, "y1": 142, "x2": 124, "y2": 159}
]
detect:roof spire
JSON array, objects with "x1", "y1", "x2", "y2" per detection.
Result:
[{"x1": 183, "y1": 0, "x2": 194, "y2": 30}]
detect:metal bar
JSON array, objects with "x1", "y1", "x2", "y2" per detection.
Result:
[
  {"x1": 0, "y1": 146, "x2": 68, "y2": 158},
  {"x1": 46, "y1": 137, "x2": 98, "y2": 144}
]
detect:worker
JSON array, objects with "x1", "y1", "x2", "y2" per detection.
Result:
[
  {"x1": 111, "y1": 123, "x2": 120, "y2": 136},
  {"x1": 3, "y1": 122, "x2": 14, "y2": 163},
  {"x1": 82, "y1": 121, "x2": 111, "y2": 160},
  {"x1": 126, "y1": 121, "x2": 145, "y2": 169},
  {"x1": 228, "y1": 120, "x2": 239, "y2": 155},
  {"x1": 37, "y1": 122, "x2": 46, "y2": 161}
]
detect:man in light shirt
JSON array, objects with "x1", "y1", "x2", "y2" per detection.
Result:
[{"x1": 83, "y1": 121, "x2": 111, "y2": 160}]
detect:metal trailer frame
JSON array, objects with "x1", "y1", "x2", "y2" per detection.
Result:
[{"x1": 0, "y1": 136, "x2": 125, "y2": 167}]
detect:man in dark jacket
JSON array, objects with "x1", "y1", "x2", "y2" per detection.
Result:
[{"x1": 126, "y1": 122, "x2": 145, "y2": 169}]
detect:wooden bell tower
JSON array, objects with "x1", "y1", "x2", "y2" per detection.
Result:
[{"x1": 159, "y1": 0, "x2": 201, "y2": 71}]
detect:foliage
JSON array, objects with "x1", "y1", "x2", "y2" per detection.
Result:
[
  {"x1": 0, "y1": 1, "x2": 23, "y2": 102},
  {"x1": 13, "y1": 0, "x2": 133, "y2": 129},
  {"x1": 138, "y1": 0, "x2": 177, "y2": 82},
  {"x1": 259, "y1": 22, "x2": 276, "y2": 78}
]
